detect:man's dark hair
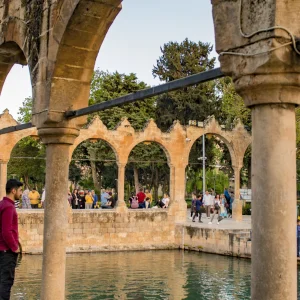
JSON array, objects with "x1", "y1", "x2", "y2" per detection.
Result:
[{"x1": 6, "y1": 179, "x2": 23, "y2": 194}]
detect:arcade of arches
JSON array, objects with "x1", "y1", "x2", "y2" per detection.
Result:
[
  {"x1": 0, "y1": 109, "x2": 251, "y2": 218},
  {"x1": 0, "y1": 0, "x2": 299, "y2": 299}
]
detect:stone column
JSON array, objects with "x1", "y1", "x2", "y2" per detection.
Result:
[
  {"x1": 169, "y1": 163, "x2": 187, "y2": 222},
  {"x1": 116, "y1": 162, "x2": 128, "y2": 212},
  {"x1": 39, "y1": 128, "x2": 79, "y2": 300},
  {"x1": 0, "y1": 160, "x2": 8, "y2": 200},
  {"x1": 211, "y1": 1, "x2": 300, "y2": 298},
  {"x1": 251, "y1": 104, "x2": 296, "y2": 299},
  {"x1": 232, "y1": 165, "x2": 242, "y2": 222}
]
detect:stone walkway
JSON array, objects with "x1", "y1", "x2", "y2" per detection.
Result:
[{"x1": 184, "y1": 209, "x2": 252, "y2": 230}]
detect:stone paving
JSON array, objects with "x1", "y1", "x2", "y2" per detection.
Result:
[{"x1": 185, "y1": 209, "x2": 252, "y2": 230}]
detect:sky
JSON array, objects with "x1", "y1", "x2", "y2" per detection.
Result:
[{"x1": 0, "y1": 0, "x2": 217, "y2": 120}]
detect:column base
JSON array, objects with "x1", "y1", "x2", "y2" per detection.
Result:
[
  {"x1": 232, "y1": 201, "x2": 243, "y2": 222},
  {"x1": 168, "y1": 201, "x2": 187, "y2": 222},
  {"x1": 116, "y1": 201, "x2": 128, "y2": 213}
]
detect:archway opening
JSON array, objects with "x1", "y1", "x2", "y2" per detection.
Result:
[
  {"x1": 70, "y1": 139, "x2": 117, "y2": 208},
  {"x1": 187, "y1": 134, "x2": 233, "y2": 206},
  {"x1": 125, "y1": 141, "x2": 170, "y2": 208},
  {"x1": 8, "y1": 136, "x2": 45, "y2": 190}
]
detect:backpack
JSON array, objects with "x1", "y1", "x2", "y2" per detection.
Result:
[{"x1": 131, "y1": 196, "x2": 139, "y2": 209}]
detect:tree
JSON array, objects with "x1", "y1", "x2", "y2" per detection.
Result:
[
  {"x1": 74, "y1": 70, "x2": 159, "y2": 192},
  {"x1": 152, "y1": 38, "x2": 218, "y2": 130},
  {"x1": 89, "y1": 70, "x2": 156, "y2": 129},
  {"x1": 8, "y1": 137, "x2": 46, "y2": 189},
  {"x1": 17, "y1": 97, "x2": 33, "y2": 123}
]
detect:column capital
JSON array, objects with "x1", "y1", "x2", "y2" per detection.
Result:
[
  {"x1": 212, "y1": 0, "x2": 300, "y2": 107},
  {"x1": 117, "y1": 162, "x2": 127, "y2": 168},
  {"x1": 38, "y1": 127, "x2": 80, "y2": 145}
]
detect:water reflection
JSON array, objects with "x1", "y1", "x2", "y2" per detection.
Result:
[{"x1": 12, "y1": 251, "x2": 252, "y2": 299}]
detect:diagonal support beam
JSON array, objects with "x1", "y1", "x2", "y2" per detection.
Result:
[
  {"x1": 65, "y1": 68, "x2": 224, "y2": 118},
  {"x1": 0, "y1": 68, "x2": 224, "y2": 135}
]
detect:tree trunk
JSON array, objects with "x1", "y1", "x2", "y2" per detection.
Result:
[
  {"x1": 89, "y1": 149, "x2": 101, "y2": 191},
  {"x1": 153, "y1": 168, "x2": 159, "y2": 202},
  {"x1": 133, "y1": 166, "x2": 140, "y2": 193},
  {"x1": 23, "y1": 175, "x2": 30, "y2": 190}
]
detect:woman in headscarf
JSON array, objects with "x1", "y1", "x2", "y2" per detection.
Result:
[{"x1": 22, "y1": 189, "x2": 31, "y2": 209}]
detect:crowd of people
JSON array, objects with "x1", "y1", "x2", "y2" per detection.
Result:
[
  {"x1": 18, "y1": 186, "x2": 171, "y2": 210},
  {"x1": 190, "y1": 188, "x2": 233, "y2": 225},
  {"x1": 128, "y1": 188, "x2": 170, "y2": 209}
]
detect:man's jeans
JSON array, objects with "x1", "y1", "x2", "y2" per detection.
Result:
[
  {"x1": 138, "y1": 202, "x2": 145, "y2": 209},
  {"x1": 0, "y1": 250, "x2": 18, "y2": 300}
]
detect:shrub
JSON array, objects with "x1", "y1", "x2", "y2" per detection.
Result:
[{"x1": 243, "y1": 202, "x2": 251, "y2": 215}]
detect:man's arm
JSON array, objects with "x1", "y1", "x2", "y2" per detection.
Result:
[{"x1": 2, "y1": 207, "x2": 18, "y2": 252}]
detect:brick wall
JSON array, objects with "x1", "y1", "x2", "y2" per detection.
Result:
[
  {"x1": 18, "y1": 210, "x2": 178, "y2": 254},
  {"x1": 18, "y1": 210, "x2": 252, "y2": 258}
]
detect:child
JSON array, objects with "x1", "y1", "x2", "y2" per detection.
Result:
[{"x1": 145, "y1": 197, "x2": 151, "y2": 209}]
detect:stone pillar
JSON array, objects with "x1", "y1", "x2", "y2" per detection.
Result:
[
  {"x1": 39, "y1": 128, "x2": 79, "y2": 300},
  {"x1": 116, "y1": 163, "x2": 128, "y2": 212},
  {"x1": 169, "y1": 163, "x2": 187, "y2": 222},
  {"x1": 0, "y1": 160, "x2": 8, "y2": 200},
  {"x1": 251, "y1": 104, "x2": 296, "y2": 299},
  {"x1": 211, "y1": 1, "x2": 300, "y2": 298},
  {"x1": 232, "y1": 165, "x2": 242, "y2": 221}
]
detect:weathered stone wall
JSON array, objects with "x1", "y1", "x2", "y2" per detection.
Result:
[
  {"x1": 18, "y1": 210, "x2": 178, "y2": 254},
  {"x1": 18, "y1": 210, "x2": 252, "y2": 258},
  {"x1": 175, "y1": 224, "x2": 251, "y2": 259}
]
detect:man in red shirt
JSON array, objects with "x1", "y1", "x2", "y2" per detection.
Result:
[
  {"x1": 136, "y1": 187, "x2": 146, "y2": 209},
  {"x1": 0, "y1": 179, "x2": 23, "y2": 300}
]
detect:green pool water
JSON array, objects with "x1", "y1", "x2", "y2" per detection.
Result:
[{"x1": 11, "y1": 250, "x2": 254, "y2": 299}]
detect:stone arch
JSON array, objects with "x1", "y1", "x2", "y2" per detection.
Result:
[
  {"x1": 0, "y1": 110, "x2": 38, "y2": 161},
  {"x1": 121, "y1": 120, "x2": 174, "y2": 166},
  {"x1": 186, "y1": 118, "x2": 238, "y2": 169},
  {"x1": 0, "y1": 41, "x2": 28, "y2": 94},
  {"x1": 70, "y1": 117, "x2": 120, "y2": 163},
  {"x1": 125, "y1": 139, "x2": 171, "y2": 201},
  {"x1": 40, "y1": 0, "x2": 122, "y2": 126}
]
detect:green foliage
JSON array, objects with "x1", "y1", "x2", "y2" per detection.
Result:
[
  {"x1": 8, "y1": 137, "x2": 46, "y2": 188},
  {"x1": 243, "y1": 203, "x2": 252, "y2": 215},
  {"x1": 152, "y1": 38, "x2": 218, "y2": 130},
  {"x1": 17, "y1": 97, "x2": 33, "y2": 123},
  {"x1": 217, "y1": 77, "x2": 251, "y2": 130},
  {"x1": 89, "y1": 70, "x2": 156, "y2": 129},
  {"x1": 186, "y1": 168, "x2": 229, "y2": 195}
]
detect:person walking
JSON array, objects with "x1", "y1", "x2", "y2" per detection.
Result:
[
  {"x1": 220, "y1": 194, "x2": 228, "y2": 219},
  {"x1": 190, "y1": 192, "x2": 197, "y2": 219},
  {"x1": 28, "y1": 188, "x2": 40, "y2": 209},
  {"x1": 203, "y1": 191, "x2": 212, "y2": 218},
  {"x1": 209, "y1": 194, "x2": 223, "y2": 225},
  {"x1": 224, "y1": 188, "x2": 232, "y2": 218},
  {"x1": 85, "y1": 191, "x2": 94, "y2": 209},
  {"x1": 21, "y1": 189, "x2": 31, "y2": 209},
  {"x1": 0, "y1": 179, "x2": 23, "y2": 300},
  {"x1": 192, "y1": 194, "x2": 203, "y2": 223}
]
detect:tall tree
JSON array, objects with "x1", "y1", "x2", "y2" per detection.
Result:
[
  {"x1": 89, "y1": 70, "x2": 156, "y2": 129},
  {"x1": 152, "y1": 38, "x2": 218, "y2": 130}
]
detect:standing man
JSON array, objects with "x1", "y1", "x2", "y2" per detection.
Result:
[
  {"x1": 136, "y1": 187, "x2": 146, "y2": 209},
  {"x1": 0, "y1": 179, "x2": 23, "y2": 299},
  {"x1": 28, "y1": 187, "x2": 40, "y2": 209},
  {"x1": 203, "y1": 190, "x2": 211, "y2": 219},
  {"x1": 91, "y1": 190, "x2": 98, "y2": 209}
]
